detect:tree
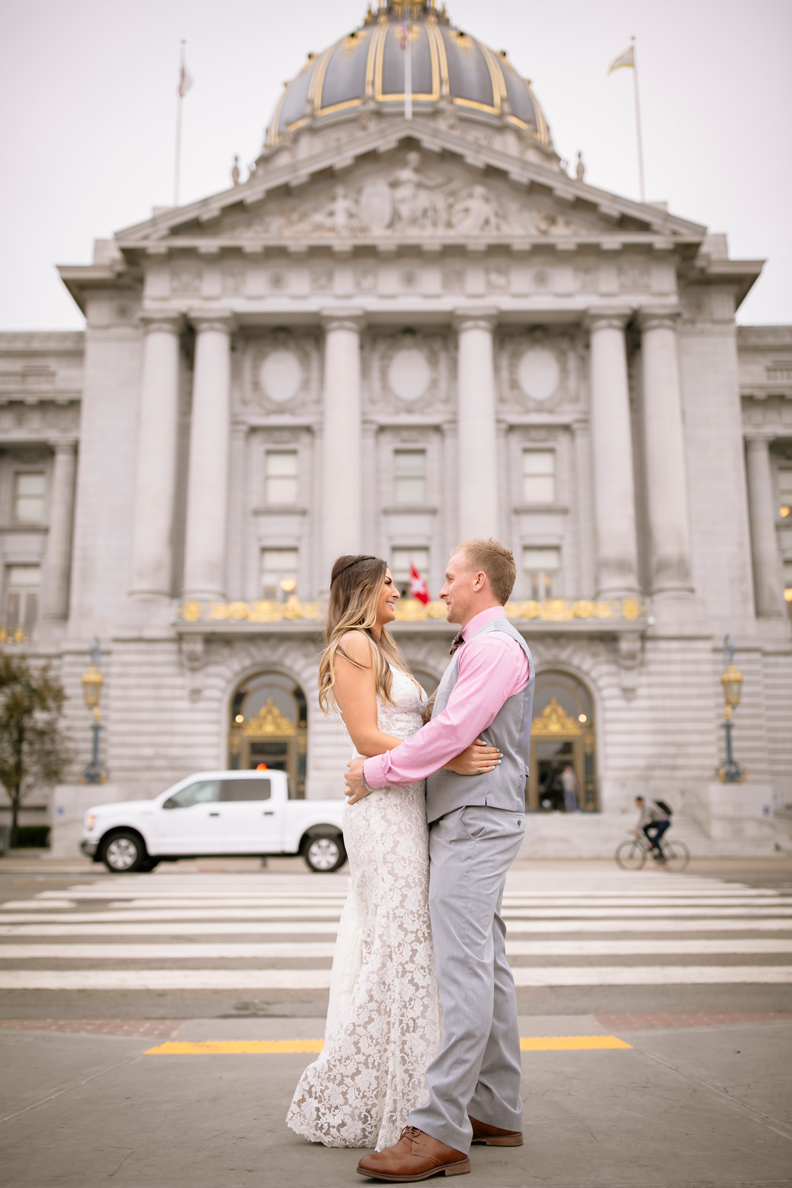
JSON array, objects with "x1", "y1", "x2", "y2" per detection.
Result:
[{"x1": 0, "y1": 652, "x2": 71, "y2": 848}]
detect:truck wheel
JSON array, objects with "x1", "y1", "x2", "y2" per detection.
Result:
[
  {"x1": 303, "y1": 832, "x2": 347, "y2": 873},
  {"x1": 99, "y1": 830, "x2": 148, "y2": 873}
]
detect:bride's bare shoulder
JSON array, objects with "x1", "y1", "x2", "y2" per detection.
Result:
[{"x1": 336, "y1": 630, "x2": 375, "y2": 667}]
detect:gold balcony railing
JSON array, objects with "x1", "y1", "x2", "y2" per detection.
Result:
[{"x1": 177, "y1": 596, "x2": 645, "y2": 625}]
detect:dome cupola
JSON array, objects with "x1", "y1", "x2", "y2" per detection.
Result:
[{"x1": 265, "y1": 0, "x2": 551, "y2": 152}]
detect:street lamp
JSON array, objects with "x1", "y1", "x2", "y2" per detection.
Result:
[
  {"x1": 718, "y1": 634, "x2": 747, "y2": 784},
  {"x1": 81, "y1": 636, "x2": 106, "y2": 785}
]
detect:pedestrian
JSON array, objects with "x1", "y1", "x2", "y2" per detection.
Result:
[{"x1": 560, "y1": 762, "x2": 579, "y2": 812}]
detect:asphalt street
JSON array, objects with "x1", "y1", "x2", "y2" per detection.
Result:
[{"x1": 0, "y1": 854, "x2": 790, "y2": 1188}]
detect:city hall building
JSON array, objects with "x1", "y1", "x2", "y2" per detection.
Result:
[{"x1": 2, "y1": 0, "x2": 791, "y2": 851}]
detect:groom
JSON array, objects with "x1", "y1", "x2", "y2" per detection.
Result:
[{"x1": 345, "y1": 538, "x2": 535, "y2": 1181}]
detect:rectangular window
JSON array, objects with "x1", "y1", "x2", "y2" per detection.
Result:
[
  {"x1": 220, "y1": 778, "x2": 271, "y2": 802},
  {"x1": 391, "y1": 547, "x2": 430, "y2": 599},
  {"x1": 523, "y1": 546, "x2": 560, "y2": 600},
  {"x1": 265, "y1": 451, "x2": 298, "y2": 505},
  {"x1": 522, "y1": 450, "x2": 556, "y2": 504},
  {"x1": 778, "y1": 468, "x2": 792, "y2": 520},
  {"x1": 4, "y1": 564, "x2": 41, "y2": 632},
  {"x1": 394, "y1": 450, "x2": 427, "y2": 505},
  {"x1": 13, "y1": 472, "x2": 46, "y2": 524},
  {"x1": 261, "y1": 548, "x2": 299, "y2": 601}
]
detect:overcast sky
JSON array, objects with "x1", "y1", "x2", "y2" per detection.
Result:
[{"x1": 1, "y1": 0, "x2": 789, "y2": 329}]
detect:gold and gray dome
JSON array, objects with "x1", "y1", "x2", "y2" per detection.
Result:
[{"x1": 265, "y1": 0, "x2": 551, "y2": 148}]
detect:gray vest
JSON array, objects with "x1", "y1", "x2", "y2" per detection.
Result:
[{"x1": 425, "y1": 618, "x2": 535, "y2": 824}]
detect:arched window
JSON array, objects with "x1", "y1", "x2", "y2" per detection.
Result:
[
  {"x1": 228, "y1": 671, "x2": 307, "y2": 799},
  {"x1": 528, "y1": 671, "x2": 597, "y2": 812}
]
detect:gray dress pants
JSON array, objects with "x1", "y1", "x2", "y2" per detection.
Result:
[{"x1": 408, "y1": 805, "x2": 526, "y2": 1153}]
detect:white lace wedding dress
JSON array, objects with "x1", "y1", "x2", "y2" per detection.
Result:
[{"x1": 286, "y1": 667, "x2": 441, "y2": 1151}]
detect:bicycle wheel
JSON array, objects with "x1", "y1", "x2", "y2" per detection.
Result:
[
  {"x1": 663, "y1": 840, "x2": 690, "y2": 872},
  {"x1": 615, "y1": 839, "x2": 647, "y2": 871}
]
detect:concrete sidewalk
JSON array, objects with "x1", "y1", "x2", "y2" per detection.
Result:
[{"x1": 1, "y1": 1014, "x2": 790, "y2": 1187}]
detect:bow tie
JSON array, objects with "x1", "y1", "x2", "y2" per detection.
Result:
[{"x1": 449, "y1": 633, "x2": 465, "y2": 656}]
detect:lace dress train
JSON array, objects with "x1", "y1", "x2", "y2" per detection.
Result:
[{"x1": 286, "y1": 668, "x2": 441, "y2": 1151}]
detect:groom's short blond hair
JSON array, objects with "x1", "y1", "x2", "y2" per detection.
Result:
[{"x1": 455, "y1": 538, "x2": 516, "y2": 605}]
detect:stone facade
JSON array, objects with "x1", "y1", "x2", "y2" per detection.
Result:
[{"x1": 1, "y1": 1, "x2": 790, "y2": 849}]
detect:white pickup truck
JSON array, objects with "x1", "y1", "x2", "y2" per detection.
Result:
[{"x1": 80, "y1": 770, "x2": 346, "y2": 874}]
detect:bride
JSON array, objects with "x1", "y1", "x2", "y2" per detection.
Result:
[{"x1": 286, "y1": 555, "x2": 500, "y2": 1151}]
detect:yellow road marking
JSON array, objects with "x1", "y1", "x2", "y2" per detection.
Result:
[
  {"x1": 145, "y1": 1036, "x2": 632, "y2": 1056},
  {"x1": 520, "y1": 1035, "x2": 632, "y2": 1050}
]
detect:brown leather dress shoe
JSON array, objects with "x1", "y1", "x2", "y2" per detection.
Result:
[
  {"x1": 357, "y1": 1126, "x2": 470, "y2": 1181},
  {"x1": 469, "y1": 1115, "x2": 523, "y2": 1146}
]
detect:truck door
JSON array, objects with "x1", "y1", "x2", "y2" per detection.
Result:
[
  {"x1": 219, "y1": 776, "x2": 281, "y2": 854},
  {"x1": 154, "y1": 779, "x2": 223, "y2": 854}
]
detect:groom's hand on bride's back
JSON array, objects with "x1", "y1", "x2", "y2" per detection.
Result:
[{"x1": 444, "y1": 739, "x2": 502, "y2": 776}]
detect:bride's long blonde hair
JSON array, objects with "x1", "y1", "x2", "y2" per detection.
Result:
[{"x1": 318, "y1": 554, "x2": 410, "y2": 713}]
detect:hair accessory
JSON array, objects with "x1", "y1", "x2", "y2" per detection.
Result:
[{"x1": 333, "y1": 555, "x2": 379, "y2": 581}]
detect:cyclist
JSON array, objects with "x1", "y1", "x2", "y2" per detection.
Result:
[{"x1": 634, "y1": 795, "x2": 671, "y2": 863}]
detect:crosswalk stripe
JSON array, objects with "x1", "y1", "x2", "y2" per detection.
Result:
[
  {"x1": 70, "y1": 896, "x2": 784, "y2": 910},
  {"x1": 2, "y1": 908, "x2": 791, "y2": 929},
  {"x1": 2, "y1": 917, "x2": 792, "y2": 937},
  {"x1": 0, "y1": 966, "x2": 789, "y2": 990},
  {"x1": 2, "y1": 939, "x2": 791, "y2": 959}
]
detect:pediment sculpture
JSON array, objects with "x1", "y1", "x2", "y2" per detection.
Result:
[{"x1": 208, "y1": 154, "x2": 598, "y2": 241}]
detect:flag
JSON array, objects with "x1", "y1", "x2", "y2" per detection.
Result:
[
  {"x1": 400, "y1": 17, "x2": 409, "y2": 51},
  {"x1": 409, "y1": 563, "x2": 430, "y2": 605},
  {"x1": 178, "y1": 61, "x2": 193, "y2": 98},
  {"x1": 608, "y1": 45, "x2": 634, "y2": 74}
]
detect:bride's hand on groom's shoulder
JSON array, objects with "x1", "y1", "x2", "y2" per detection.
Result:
[{"x1": 444, "y1": 739, "x2": 502, "y2": 777}]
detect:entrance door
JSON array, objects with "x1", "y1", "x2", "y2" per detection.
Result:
[
  {"x1": 228, "y1": 672, "x2": 308, "y2": 798},
  {"x1": 527, "y1": 673, "x2": 598, "y2": 811}
]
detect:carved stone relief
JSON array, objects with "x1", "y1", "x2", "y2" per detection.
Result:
[
  {"x1": 310, "y1": 268, "x2": 333, "y2": 292},
  {"x1": 498, "y1": 328, "x2": 582, "y2": 412},
  {"x1": 170, "y1": 265, "x2": 202, "y2": 295},
  {"x1": 222, "y1": 266, "x2": 245, "y2": 295},
  {"x1": 364, "y1": 331, "x2": 452, "y2": 414},
  {"x1": 241, "y1": 330, "x2": 320, "y2": 415},
  {"x1": 617, "y1": 262, "x2": 651, "y2": 292},
  {"x1": 0, "y1": 401, "x2": 81, "y2": 437},
  {"x1": 442, "y1": 267, "x2": 465, "y2": 292},
  {"x1": 741, "y1": 396, "x2": 792, "y2": 435},
  {"x1": 209, "y1": 152, "x2": 618, "y2": 243},
  {"x1": 486, "y1": 265, "x2": 510, "y2": 292},
  {"x1": 574, "y1": 265, "x2": 599, "y2": 294}
]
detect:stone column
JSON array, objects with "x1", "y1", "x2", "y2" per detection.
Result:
[
  {"x1": 455, "y1": 311, "x2": 499, "y2": 540},
  {"x1": 585, "y1": 309, "x2": 640, "y2": 597},
  {"x1": 182, "y1": 314, "x2": 234, "y2": 602},
  {"x1": 745, "y1": 435, "x2": 784, "y2": 617},
  {"x1": 320, "y1": 311, "x2": 363, "y2": 584},
  {"x1": 41, "y1": 440, "x2": 77, "y2": 620},
  {"x1": 129, "y1": 314, "x2": 183, "y2": 600},
  {"x1": 637, "y1": 308, "x2": 694, "y2": 597}
]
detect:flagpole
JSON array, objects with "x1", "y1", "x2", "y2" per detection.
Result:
[
  {"x1": 174, "y1": 40, "x2": 186, "y2": 207},
  {"x1": 631, "y1": 36, "x2": 646, "y2": 204},
  {"x1": 402, "y1": 11, "x2": 412, "y2": 120}
]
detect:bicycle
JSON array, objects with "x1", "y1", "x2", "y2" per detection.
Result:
[{"x1": 615, "y1": 831, "x2": 690, "y2": 872}]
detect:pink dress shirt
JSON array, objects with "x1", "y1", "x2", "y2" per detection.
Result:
[{"x1": 363, "y1": 605, "x2": 530, "y2": 790}]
